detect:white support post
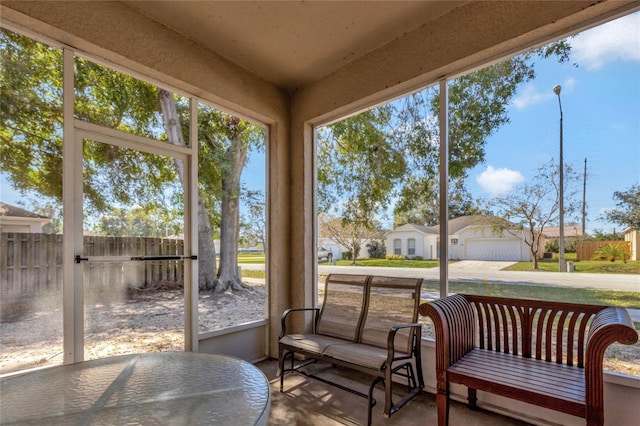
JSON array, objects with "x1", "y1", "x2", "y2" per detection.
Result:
[
  {"x1": 185, "y1": 97, "x2": 199, "y2": 351},
  {"x1": 62, "y1": 48, "x2": 84, "y2": 363},
  {"x1": 438, "y1": 79, "x2": 449, "y2": 299}
]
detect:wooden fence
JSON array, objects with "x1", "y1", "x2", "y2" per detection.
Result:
[
  {"x1": 1, "y1": 233, "x2": 184, "y2": 297},
  {"x1": 576, "y1": 240, "x2": 631, "y2": 261}
]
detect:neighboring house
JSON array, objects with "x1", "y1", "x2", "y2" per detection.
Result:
[
  {"x1": 0, "y1": 202, "x2": 50, "y2": 233},
  {"x1": 387, "y1": 223, "x2": 438, "y2": 260},
  {"x1": 540, "y1": 225, "x2": 583, "y2": 249},
  {"x1": 318, "y1": 237, "x2": 386, "y2": 260},
  {"x1": 623, "y1": 227, "x2": 639, "y2": 261},
  {"x1": 386, "y1": 215, "x2": 533, "y2": 262}
]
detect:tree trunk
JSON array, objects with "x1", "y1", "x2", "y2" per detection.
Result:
[
  {"x1": 530, "y1": 230, "x2": 541, "y2": 270},
  {"x1": 350, "y1": 241, "x2": 357, "y2": 265},
  {"x1": 214, "y1": 121, "x2": 249, "y2": 292},
  {"x1": 158, "y1": 89, "x2": 216, "y2": 290}
]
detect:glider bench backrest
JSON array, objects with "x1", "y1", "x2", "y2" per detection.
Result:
[
  {"x1": 278, "y1": 274, "x2": 424, "y2": 425},
  {"x1": 419, "y1": 294, "x2": 638, "y2": 426}
]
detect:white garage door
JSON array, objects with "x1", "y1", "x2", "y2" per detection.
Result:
[{"x1": 465, "y1": 239, "x2": 523, "y2": 261}]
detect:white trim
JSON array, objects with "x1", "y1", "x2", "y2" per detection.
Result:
[
  {"x1": 62, "y1": 48, "x2": 85, "y2": 364},
  {"x1": 199, "y1": 319, "x2": 268, "y2": 340},
  {"x1": 75, "y1": 120, "x2": 191, "y2": 158},
  {"x1": 186, "y1": 98, "x2": 199, "y2": 351},
  {"x1": 438, "y1": 79, "x2": 449, "y2": 297}
]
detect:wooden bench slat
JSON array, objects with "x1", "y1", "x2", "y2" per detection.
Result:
[
  {"x1": 458, "y1": 350, "x2": 586, "y2": 389},
  {"x1": 449, "y1": 350, "x2": 585, "y2": 401}
]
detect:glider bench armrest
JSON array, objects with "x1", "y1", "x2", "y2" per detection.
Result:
[{"x1": 279, "y1": 307, "x2": 320, "y2": 338}]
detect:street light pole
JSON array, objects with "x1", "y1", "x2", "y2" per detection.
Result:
[{"x1": 553, "y1": 85, "x2": 565, "y2": 272}]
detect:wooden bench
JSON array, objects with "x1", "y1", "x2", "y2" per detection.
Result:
[
  {"x1": 419, "y1": 294, "x2": 638, "y2": 426},
  {"x1": 278, "y1": 274, "x2": 424, "y2": 425}
]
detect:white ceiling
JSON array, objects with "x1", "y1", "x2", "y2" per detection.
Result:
[{"x1": 124, "y1": 1, "x2": 465, "y2": 90}]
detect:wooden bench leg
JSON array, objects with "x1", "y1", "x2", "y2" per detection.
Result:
[
  {"x1": 468, "y1": 388, "x2": 477, "y2": 410},
  {"x1": 437, "y1": 386, "x2": 449, "y2": 426},
  {"x1": 586, "y1": 405, "x2": 604, "y2": 426}
]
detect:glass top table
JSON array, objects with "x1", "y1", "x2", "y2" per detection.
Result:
[{"x1": 0, "y1": 352, "x2": 271, "y2": 425}]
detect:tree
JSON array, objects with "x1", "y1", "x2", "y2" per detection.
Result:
[
  {"x1": 491, "y1": 160, "x2": 580, "y2": 269},
  {"x1": 319, "y1": 211, "x2": 384, "y2": 265},
  {"x1": 603, "y1": 184, "x2": 640, "y2": 231},
  {"x1": 93, "y1": 204, "x2": 182, "y2": 238},
  {"x1": 317, "y1": 42, "x2": 572, "y2": 229},
  {"x1": 194, "y1": 108, "x2": 264, "y2": 292},
  {"x1": 241, "y1": 190, "x2": 266, "y2": 252},
  {"x1": 157, "y1": 89, "x2": 217, "y2": 291},
  {"x1": 393, "y1": 177, "x2": 486, "y2": 227},
  {"x1": 589, "y1": 229, "x2": 624, "y2": 241}
]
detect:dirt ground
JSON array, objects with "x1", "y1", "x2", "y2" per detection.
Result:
[
  {"x1": 0, "y1": 281, "x2": 265, "y2": 375},
  {"x1": 1, "y1": 280, "x2": 638, "y2": 377}
]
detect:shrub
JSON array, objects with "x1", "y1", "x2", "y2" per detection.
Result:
[
  {"x1": 413, "y1": 256, "x2": 423, "y2": 260},
  {"x1": 592, "y1": 242, "x2": 631, "y2": 263},
  {"x1": 386, "y1": 254, "x2": 404, "y2": 260},
  {"x1": 366, "y1": 241, "x2": 387, "y2": 259}
]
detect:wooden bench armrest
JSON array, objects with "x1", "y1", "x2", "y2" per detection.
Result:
[
  {"x1": 386, "y1": 323, "x2": 422, "y2": 362},
  {"x1": 586, "y1": 307, "x2": 638, "y2": 362},
  {"x1": 584, "y1": 307, "x2": 638, "y2": 418},
  {"x1": 419, "y1": 295, "x2": 476, "y2": 369},
  {"x1": 279, "y1": 307, "x2": 320, "y2": 338},
  {"x1": 586, "y1": 306, "x2": 638, "y2": 368}
]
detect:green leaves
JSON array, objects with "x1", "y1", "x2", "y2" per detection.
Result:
[
  {"x1": 604, "y1": 184, "x2": 640, "y2": 231},
  {"x1": 317, "y1": 40, "x2": 572, "y2": 229}
]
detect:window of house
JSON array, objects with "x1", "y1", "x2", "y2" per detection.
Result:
[
  {"x1": 408, "y1": 238, "x2": 416, "y2": 255},
  {"x1": 451, "y1": 238, "x2": 459, "y2": 245},
  {"x1": 394, "y1": 239, "x2": 402, "y2": 255}
]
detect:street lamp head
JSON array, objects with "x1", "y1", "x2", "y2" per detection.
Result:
[{"x1": 553, "y1": 85, "x2": 562, "y2": 96}]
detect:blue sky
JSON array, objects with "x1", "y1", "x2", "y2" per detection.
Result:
[{"x1": 466, "y1": 12, "x2": 639, "y2": 234}]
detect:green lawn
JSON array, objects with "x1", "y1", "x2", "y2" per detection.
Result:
[
  {"x1": 421, "y1": 280, "x2": 640, "y2": 308},
  {"x1": 241, "y1": 271, "x2": 640, "y2": 308},
  {"x1": 236, "y1": 253, "x2": 266, "y2": 264},
  {"x1": 237, "y1": 253, "x2": 639, "y2": 274},
  {"x1": 335, "y1": 258, "x2": 441, "y2": 268},
  {"x1": 504, "y1": 253, "x2": 640, "y2": 274}
]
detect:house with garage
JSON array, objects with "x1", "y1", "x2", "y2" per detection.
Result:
[{"x1": 386, "y1": 215, "x2": 534, "y2": 261}]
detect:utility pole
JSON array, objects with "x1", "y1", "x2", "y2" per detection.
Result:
[
  {"x1": 582, "y1": 158, "x2": 587, "y2": 236},
  {"x1": 553, "y1": 85, "x2": 565, "y2": 272}
]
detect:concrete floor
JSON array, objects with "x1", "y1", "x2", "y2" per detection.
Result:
[{"x1": 256, "y1": 359, "x2": 531, "y2": 426}]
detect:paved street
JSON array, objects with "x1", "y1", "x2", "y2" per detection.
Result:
[
  {"x1": 241, "y1": 260, "x2": 639, "y2": 292},
  {"x1": 318, "y1": 260, "x2": 640, "y2": 293},
  {"x1": 241, "y1": 260, "x2": 640, "y2": 320}
]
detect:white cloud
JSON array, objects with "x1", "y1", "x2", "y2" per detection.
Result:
[
  {"x1": 512, "y1": 77, "x2": 577, "y2": 110},
  {"x1": 476, "y1": 166, "x2": 525, "y2": 197},
  {"x1": 572, "y1": 13, "x2": 640, "y2": 70},
  {"x1": 512, "y1": 84, "x2": 552, "y2": 110}
]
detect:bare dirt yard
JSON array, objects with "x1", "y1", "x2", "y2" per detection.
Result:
[{"x1": 0, "y1": 281, "x2": 265, "y2": 375}]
